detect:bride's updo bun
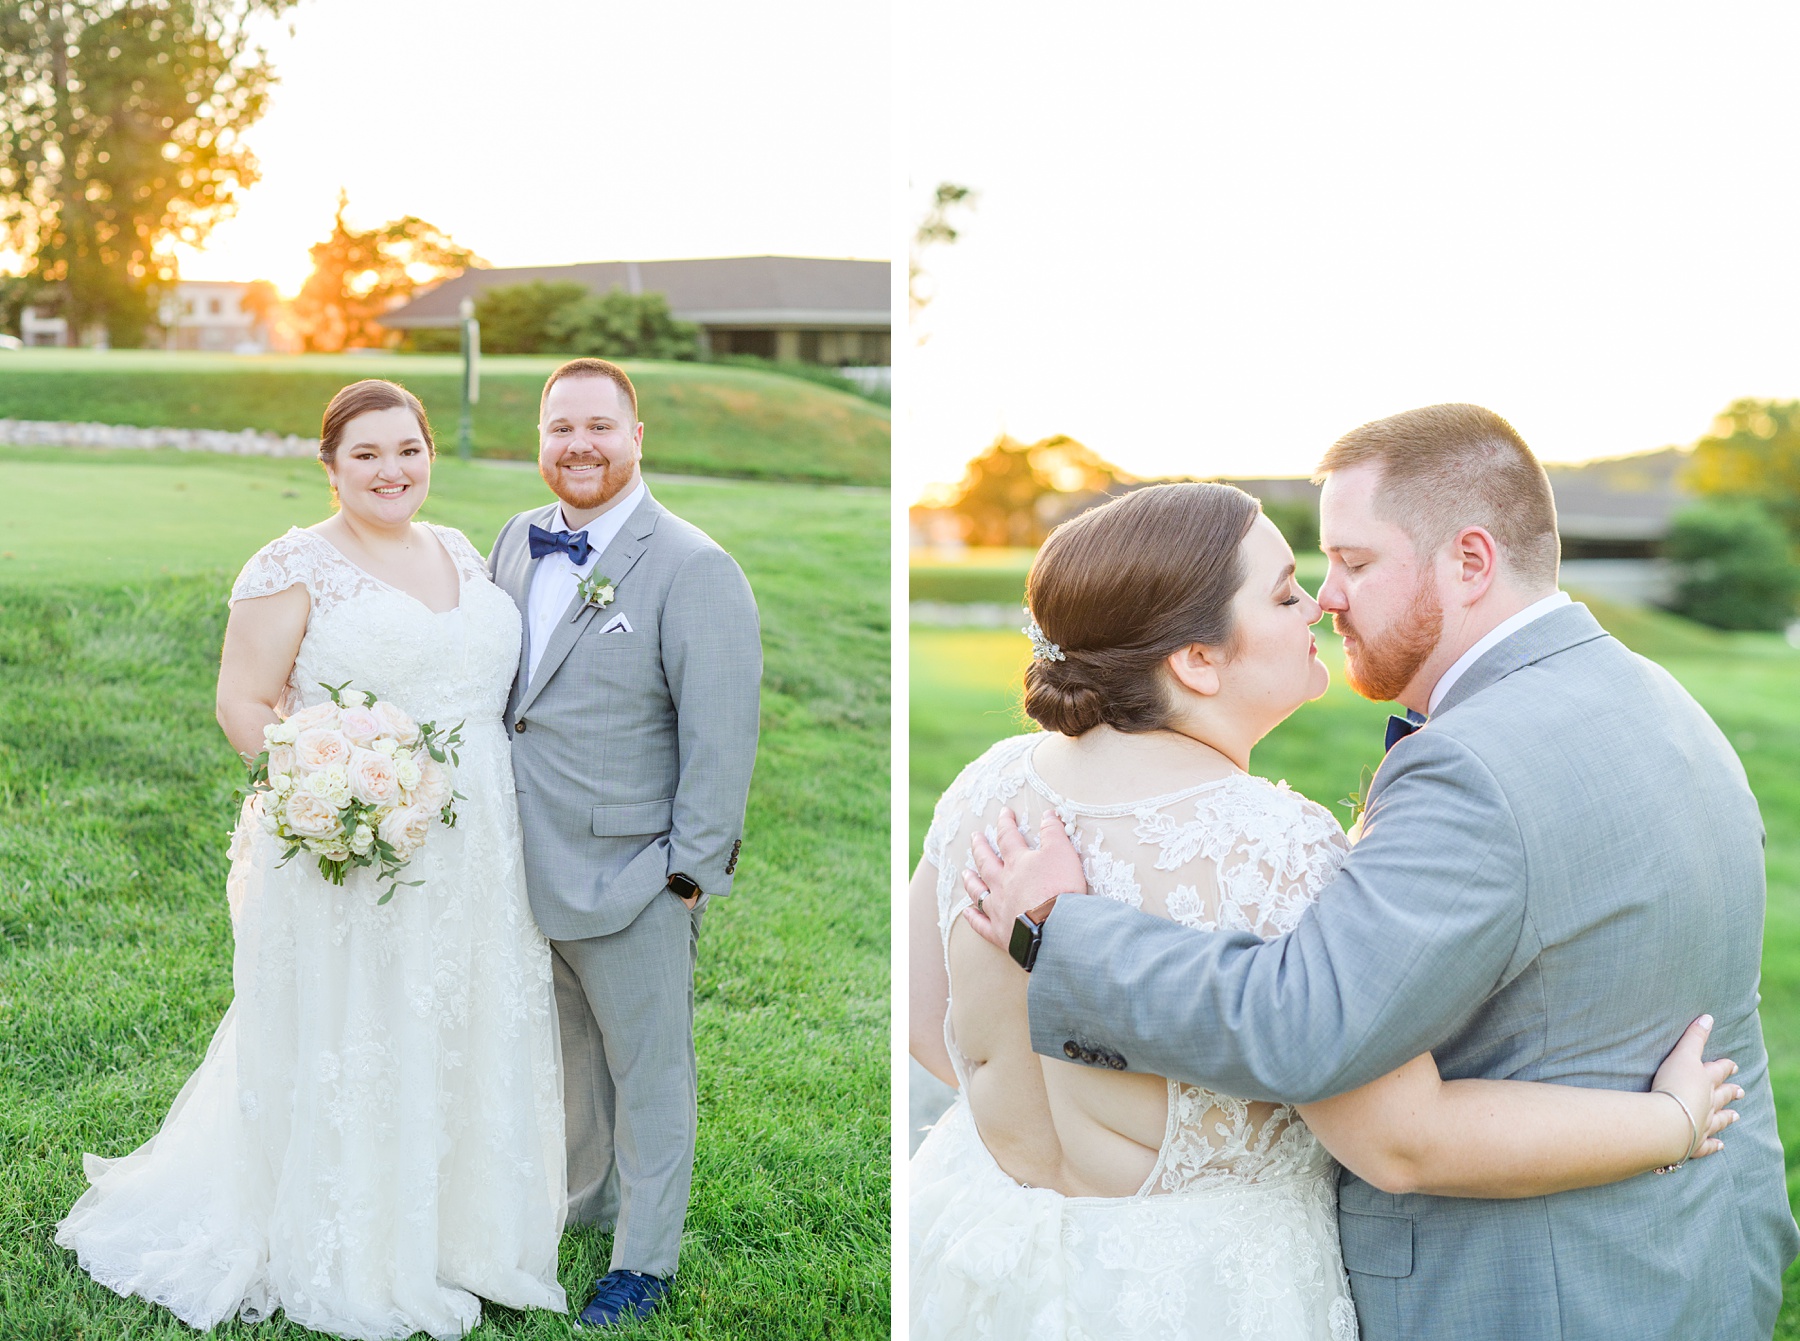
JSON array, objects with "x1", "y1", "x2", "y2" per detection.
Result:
[{"x1": 1022, "y1": 482, "x2": 1261, "y2": 737}]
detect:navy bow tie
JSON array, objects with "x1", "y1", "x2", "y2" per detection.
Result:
[
  {"x1": 528, "y1": 524, "x2": 593, "y2": 566},
  {"x1": 1384, "y1": 713, "x2": 1425, "y2": 753}
]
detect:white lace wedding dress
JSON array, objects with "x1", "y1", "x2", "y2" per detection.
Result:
[
  {"x1": 56, "y1": 525, "x2": 567, "y2": 1340},
  {"x1": 911, "y1": 734, "x2": 1359, "y2": 1341}
]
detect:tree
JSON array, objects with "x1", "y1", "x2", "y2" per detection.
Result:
[
  {"x1": 545, "y1": 287, "x2": 697, "y2": 361},
  {"x1": 288, "y1": 192, "x2": 481, "y2": 352},
  {"x1": 1686, "y1": 397, "x2": 1800, "y2": 548},
  {"x1": 0, "y1": 0, "x2": 296, "y2": 346},
  {"x1": 1664, "y1": 500, "x2": 1800, "y2": 631},
  {"x1": 909, "y1": 181, "x2": 974, "y2": 338},
  {"x1": 946, "y1": 433, "x2": 1131, "y2": 547},
  {"x1": 473, "y1": 281, "x2": 589, "y2": 354}
]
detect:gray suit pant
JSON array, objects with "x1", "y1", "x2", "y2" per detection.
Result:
[{"x1": 551, "y1": 890, "x2": 703, "y2": 1278}]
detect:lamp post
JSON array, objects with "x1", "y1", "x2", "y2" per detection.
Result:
[{"x1": 458, "y1": 297, "x2": 480, "y2": 462}]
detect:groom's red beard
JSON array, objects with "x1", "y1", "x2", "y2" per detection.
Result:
[
  {"x1": 540, "y1": 454, "x2": 633, "y2": 511},
  {"x1": 1333, "y1": 576, "x2": 1444, "y2": 704}
]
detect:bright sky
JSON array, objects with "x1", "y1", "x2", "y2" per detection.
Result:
[
  {"x1": 907, "y1": 1, "x2": 1800, "y2": 499},
  {"x1": 171, "y1": 0, "x2": 889, "y2": 294}
]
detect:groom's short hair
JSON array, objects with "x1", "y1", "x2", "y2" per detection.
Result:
[
  {"x1": 540, "y1": 357, "x2": 639, "y2": 423},
  {"x1": 1314, "y1": 403, "x2": 1560, "y2": 588}
]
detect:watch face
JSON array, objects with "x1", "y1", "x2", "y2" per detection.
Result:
[
  {"x1": 1008, "y1": 913, "x2": 1037, "y2": 969},
  {"x1": 668, "y1": 873, "x2": 700, "y2": 899}
]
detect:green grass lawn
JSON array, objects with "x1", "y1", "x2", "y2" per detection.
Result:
[
  {"x1": 0, "y1": 449, "x2": 889, "y2": 1338},
  {"x1": 0, "y1": 349, "x2": 890, "y2": 486},
  {"x1": 909, "y1": 592, "x2": 1800, "y2": 1334}
]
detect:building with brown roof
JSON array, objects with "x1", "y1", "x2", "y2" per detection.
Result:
[{"x1": 381, "y1": 255, "x2": 890, "y2": 368}]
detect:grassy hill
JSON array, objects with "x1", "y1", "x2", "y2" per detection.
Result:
[{"x1": 0, "y1": 349, "x2": 889, "y2": 486}]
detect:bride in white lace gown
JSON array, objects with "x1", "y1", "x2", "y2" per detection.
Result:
[
  {"x1": 908, "y1": 483, "x2": 1740, "y2": 1341},
  {"x1": 57, "y1": 382, "x2": 566, "y2": 1340}
]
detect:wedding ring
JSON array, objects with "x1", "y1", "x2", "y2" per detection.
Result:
[{"x1": 975, "y1": 891, "x2": 987, "y2": 915}]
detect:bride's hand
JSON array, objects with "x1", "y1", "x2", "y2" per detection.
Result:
[{"x1": 1651, "y1": 1014, "x2": 1743, "y2": 1163}]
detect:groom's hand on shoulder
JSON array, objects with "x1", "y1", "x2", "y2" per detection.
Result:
[{"x1": 961, "y1": 807, "x2": 1088, "y2": 957}]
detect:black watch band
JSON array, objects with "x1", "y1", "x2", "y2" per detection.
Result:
[{"x1": 667, "y1": 872, "x2": 701, "y2": 900}]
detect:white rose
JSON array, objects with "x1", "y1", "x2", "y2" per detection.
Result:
[
  {"x1": 284, "y1": 789, "x2": 341, "y2": 840},
  {"x1": 319, "y1": 847, "x2": 350, "y2": 864},
  {"x1": 306, "y1": 765, "x2": 351, "y2": 807},
  {"x1": 371, "y1": 700, "x2": 420, "y2": 745},
  {"x1": 338, "y1": 705, "x2": 382, "y2": 746},
  {"x1": 378, "y1": 803, "x2": 435, "y2": 857},
  {"x1": 394, "y1": 756, "x2": 422, "y2": 793},
  {"x1": 350, "y1": 823, "x2": 374, "y2": 854},
  {"x1": 265, "y1": 719, "x2": 299, "y2": 746},
  {"x1": 372, "y1": 737, "x2": 399, "y2": 757},
  {"x1": 347, "y1": 748, "x2": 400, "y2": 808},
  {"x1": 268, "y1": 771, "x2": 294, "y2": 797},
  {"x1": 295, "y1": 728, "x2": 351, "y2": 772}
]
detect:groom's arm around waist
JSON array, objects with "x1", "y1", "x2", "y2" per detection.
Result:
[
  {"x1": 663, "y1": 543, "x2": 761, "y2": 897},
  {"x1": 1028, "y1": 730, "x2": 1534, "y2": 1104}
]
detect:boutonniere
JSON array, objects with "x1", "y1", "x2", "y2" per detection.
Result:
[
  {"x1": 1339, "y1": 764, "x2": 1376, "y2": 844},
  {"x1": 573, "y1": 571, "x2": 616, "y2": 620}
]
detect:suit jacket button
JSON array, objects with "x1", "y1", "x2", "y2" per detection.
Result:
[
  {"x1": 1081, "y1": 1048, "x2": 1100, "y2": 1065},
  {"x1": 514, "y1": 719, "x2": 527, "y2": 733},
  {"x1": 1108, "y1": 1054, "x2": 1127, "y2": 1070},
  {"x1": 1063, "y1": 1041, "x2": 1081, "y2": 1060}
]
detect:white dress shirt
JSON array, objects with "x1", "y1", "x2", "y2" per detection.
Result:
[
  {"x1": 525, "y1": 479, "x2": 646, "y2": 685},
  {"x1": 1426, "y1": 590, "x2": 1571, "y2": 715}
]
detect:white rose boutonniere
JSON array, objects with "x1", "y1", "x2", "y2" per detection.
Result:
[{"x1": 573, "y1": 571, "x2": 616, "y2": 619}]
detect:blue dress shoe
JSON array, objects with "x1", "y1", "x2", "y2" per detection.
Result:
[{"x1": 577, "y1": 1269, "x2": 671, "y2": 1328}]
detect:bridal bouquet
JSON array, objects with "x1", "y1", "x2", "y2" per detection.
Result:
[{"x1": 244, "y1": 681, "x2": 464, "y2": 904}]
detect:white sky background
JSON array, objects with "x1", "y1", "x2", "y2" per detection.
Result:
[
  {"x1": 906, "y1": 1, "x2": 1800, "y2": 499},
  {"x1": 173, "y1": 0, "x2": 891, "y2": 293}
]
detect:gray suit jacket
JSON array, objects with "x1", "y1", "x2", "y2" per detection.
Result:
[
  {"x1": 488, "y1": 489, "x2": 761, "y2": 941},
  {"x1": 1029, "y1": 603, "x2": 1798, "y2": 1338}
]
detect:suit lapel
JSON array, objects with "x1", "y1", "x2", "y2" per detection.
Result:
[
  {"x1": 515, "y1": 490, "x2": 664, "y2": 716},
  {"x1": 1431, "y1": 602, "x2": 1612, "y2": 718}
]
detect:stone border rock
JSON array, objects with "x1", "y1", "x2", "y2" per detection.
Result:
[{"x1": 0, "y1": 418, "x2": 317, "y2": 458}]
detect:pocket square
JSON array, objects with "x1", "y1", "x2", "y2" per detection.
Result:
[{"x1": 599, "y1": 612, "x2": 634, "y2": 635}]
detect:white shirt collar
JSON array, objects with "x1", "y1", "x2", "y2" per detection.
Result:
[
  {"x1": 553, "y1": 478, "x2": 645, "y2": 570},
  {"x1": 1426, "y1": 591, "x2": 1572, "y2": 716}
]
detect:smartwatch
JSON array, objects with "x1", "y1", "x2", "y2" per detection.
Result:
[
  {"x1": 1007, "y1": 900, "x2": 1057, "y2": 972},
  {"x1": 667, "y1": 872, "x2": 702, "y2": 900}
]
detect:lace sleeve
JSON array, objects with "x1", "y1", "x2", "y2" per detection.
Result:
[
  {"x1": 229, "y1": 530, "x2": 317, "y2": 606},
  {"x1": 921, "y1": 734, "x2": 1038, "y2": 936},
  {"x1": 428, "y1": 524, "x2": 489, "y2": 580}
]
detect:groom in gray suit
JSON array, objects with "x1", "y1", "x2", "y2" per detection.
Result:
[
  {"x1": 967, "y1": 404, "x2": 1797, "y2": 1337},
  {"x1": 488, "y1": 358, "x2": 761, "y2": 1328}
]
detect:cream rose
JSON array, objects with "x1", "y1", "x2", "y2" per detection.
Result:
[
  {"x1": 267, "y1": 744, "x2": 297, "y2": 778},
  {"x1": 394, "y1": 755, "x2": 422, "y2": 794},
  {"x1": 268, "y1": 771, "x2": 295, "y2": 797},
  {"x1": 372, "y1": 700, "x2": 420, "y2": 745},
  {"x1": 347, "y1": 747, "x2": 400, "y2": 807},
  {"x1": 265, "y1": 718, "x2": 299, "y2": 746},
  {"x1": 350, "y1": 823, "x2": 375, "y2": 855},
  {"x1": 378, "y1": 803, "x2": 434, "y2": 857},
  {"x1": 306, "y1": 765, "x2": 351, "y2": 807},
  {"x1": 284, "y1": 789, "x2": 341, "y2": 840},
  {"x1": 414, "y1": 757, "x2": 450, "y2": 811},
  {"x1": 295, "y1": 728, "x2": 351, "y2": 772},
  {"x1": 286, "y1": 701, "x2": 338, "y2": 732},
  {"x1": 339, "y1": 705, "x2": 382, "y2": 746},
  {"x1": 372, "y1": 737, "x2": 399, "y2": 757}
]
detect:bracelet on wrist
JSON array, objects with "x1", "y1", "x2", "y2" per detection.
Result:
[{"x1": 1651, "y1": 1087, "x2": 1703, "y2": 1174}]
